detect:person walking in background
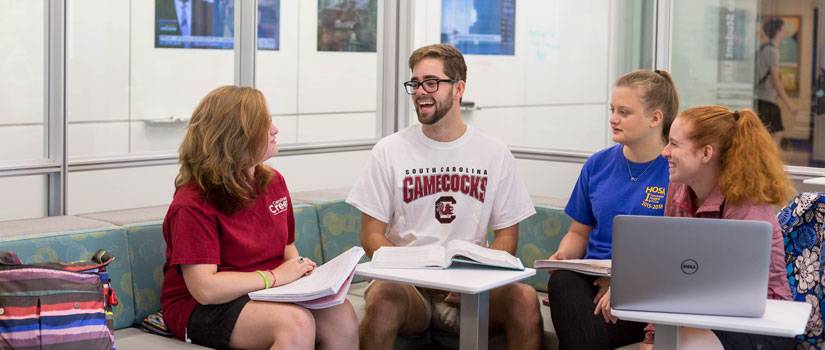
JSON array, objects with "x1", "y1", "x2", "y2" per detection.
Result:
[{"x1": 757, "y1": 18, "x2": 800, "y2": 144}]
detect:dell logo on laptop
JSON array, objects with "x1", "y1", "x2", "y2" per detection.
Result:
[{"x1": 680, "y1": 259, "x2": 698, "y2": 275}]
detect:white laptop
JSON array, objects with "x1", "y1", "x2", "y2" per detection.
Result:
[{"x1": 610, "y1": 215, "x2": 772, "y2": 317}]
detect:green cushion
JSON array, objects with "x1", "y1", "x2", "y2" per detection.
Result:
[
  {"x1": 79, "y1": 206, "x2": 168, "y2": 324},
  {"x1": 485, "y1": 204, "x2": 569, "y2": 291},
  {"x1": 517, "y1": 205, "x2": 570, "y2": 292},
  {"x1": 317, "y1": 201, "x2": 362, "y2": 262},
  {"x1": 2, "y1": 228, "x2": 136, "y2": 329},
  {"x1": 293, "y1": 204, "x2": 324, "y2": 263},
  {"x1": 123, "y1": 223, "x2": 165, "y2": 323},
  {"x1": 291, "y1": 191, "x2": 363, "y2": 265}
]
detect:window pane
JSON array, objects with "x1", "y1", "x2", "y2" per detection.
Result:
[
  {"x1": 68, "y1": 165, "x2": 177, "y2": 214},
  {"x1": 671, "y1": 1, "x2": 758, "y2": 110},
  {"x1": 412, "y1": 0, "x2": 653, "y2": 153},
  {"x1": 255, "y1": 0, "x2": 379, "y2": 145},
  {"x1": 670, "y1": 0, "x2": 824, "y2": 169},
  {"x1": 66, "y1": 0, "x2": 235, "y2": 160},
  {"x1": 0, "y1": 0, "x2": 46, "y2": 164},
  {"x1": 0, "y1": 175, "x2": 48, "y2": 221}
]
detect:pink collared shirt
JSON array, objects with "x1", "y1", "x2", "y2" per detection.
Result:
[{"x1": 665, "y1": 182, "x2": 791, "y2": 300}]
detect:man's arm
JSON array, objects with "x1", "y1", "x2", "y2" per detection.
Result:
[
  {"x1": 770, "y1": 65, "x2": 800, "y2": 114},
  {"x1": 490, "y1": 223, "x2": 519, "y2": 255},
  {"x1": 360, "y1": 212, "x2": 394, "y2": 258}
]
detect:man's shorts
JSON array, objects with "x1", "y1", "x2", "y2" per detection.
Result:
[{"x1": 365, "y1": 280, "x2": 461, "y2": 333}]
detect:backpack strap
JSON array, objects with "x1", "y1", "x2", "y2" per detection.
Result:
[
  {"x1": 92, "y1": 249, "x2": 116, "y2": 266},
  {"x1": 59, "y1": 249, "x2": 117, "y2": 272}
]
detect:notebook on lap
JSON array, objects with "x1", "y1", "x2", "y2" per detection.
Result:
[{"x1": 610, "y1": 215, "x2": 772, "y2": 317}]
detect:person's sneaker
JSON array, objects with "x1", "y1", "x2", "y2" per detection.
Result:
[{"x1": 141, "y1": 311, "x2": 173, "y2": 337}]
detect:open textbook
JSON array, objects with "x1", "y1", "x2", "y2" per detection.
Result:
[
  {"x1": 248, "y1": 246, "x2": 364, "y2": 309},
  {"x1": 372, "y1": 240, "x2": 524, "y2": 270},
  {"x1": 533, "y1": 259, "x2": 611, "y2": 277}
]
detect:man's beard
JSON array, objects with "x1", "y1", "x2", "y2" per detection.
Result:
[{"x1": 415, "y1": 89, "x2": 453, "y2": 125}]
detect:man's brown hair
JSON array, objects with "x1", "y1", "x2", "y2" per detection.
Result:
[{"x1": 408, "y1": 44, "x2": 467, "y2": 82}]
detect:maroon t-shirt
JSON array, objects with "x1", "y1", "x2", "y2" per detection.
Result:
[{"x1": 160, "y1": 169, "x2": 295, "y2": 340}]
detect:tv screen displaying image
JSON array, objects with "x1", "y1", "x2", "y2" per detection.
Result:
[
  {"x1": 317, "y1": 0, "x2": 377, "y2": 52},
  {"x1": 155, "y1": 0, "x2": 280, "y2": 50},
  {"x1": 441, "y1": 0, "x2": 516, "y2": 56}
]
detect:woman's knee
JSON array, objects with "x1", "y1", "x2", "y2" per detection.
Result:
[
  {"x1": 321, "y1": 300, "x2": 359, "y2": 336},
  {"x1": 275, "y1": 307, "x2": 316, "y2": 347},
  {"x1": 313, "y1": 302, "x2": 359, "y2": 350},
  {"x1": 547, "y1": 270, "x2": 580, "y2": 295}
]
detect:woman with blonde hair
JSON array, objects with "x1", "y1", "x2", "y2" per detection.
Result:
[
  {"x1": 659, "y1": 105, "x2": 795, "y2": 349},
  {"x1": 160, "y1": 86, "x2": 358, "y2": 350},
  {"x1": 547, "y1": 69, "x2": 679, "y2": 349}
]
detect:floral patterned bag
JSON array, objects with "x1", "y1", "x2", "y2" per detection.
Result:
[{"x1": 779, "y1": 192, "x2": 825, "y2": 349}]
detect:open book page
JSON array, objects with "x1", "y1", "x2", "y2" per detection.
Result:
[
  {"x1": 445, "y1": 240, "x2": 524, "y2": 270},
  {"x1": 297, "y1": 271, "x2": 354, "y2": 309},
  {"x1": 248, "y1": 246, "x2": 364, "y2": 302},
  {"x1": 533, "y1": 259, "x2": 611, "y2": 277},
  {"x1": 371, "y1": 245, "x2": 447, "y2": 269}
]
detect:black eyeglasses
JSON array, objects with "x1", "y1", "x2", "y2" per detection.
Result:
[{"x1": 403, "y1": 78, "x2": 455, "y2": 95}]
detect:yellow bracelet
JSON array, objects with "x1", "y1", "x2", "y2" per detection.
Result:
[{"x1": 255, "y1": 270, "x2": 270, "y2": 289}]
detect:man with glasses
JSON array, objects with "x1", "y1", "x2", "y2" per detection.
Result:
[{"x1": 347, "y1": 44, "x2": 542, "y2": 349}]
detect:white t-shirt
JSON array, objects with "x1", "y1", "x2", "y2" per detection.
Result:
[{"x1": 346, "y1": 124, "x2": 535, "y2": 247}]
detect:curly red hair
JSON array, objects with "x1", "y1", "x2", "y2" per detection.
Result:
[{"x1": 678, "y1": 106, "x2": 794, "y2": 205}]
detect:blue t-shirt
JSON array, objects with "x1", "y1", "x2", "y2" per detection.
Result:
[{"x1": 565, "y1": 144, "x2": 669, "y2": 259}]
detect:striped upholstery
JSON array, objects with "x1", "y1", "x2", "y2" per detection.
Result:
[{"x1": 0, "y1": 266, "x2": 114, "y2": 350}]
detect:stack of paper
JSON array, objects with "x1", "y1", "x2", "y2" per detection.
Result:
[
  {"x1": 533, "y1": 259, "x2": 611, "y2": 277},
  {"x1": 249, "y1": 246, "x2": 364, "y2": 309}
]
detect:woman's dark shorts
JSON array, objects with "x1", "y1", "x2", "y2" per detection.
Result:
[{"x1": 187, "y1": 295, "x2": 251, "y2": 350}]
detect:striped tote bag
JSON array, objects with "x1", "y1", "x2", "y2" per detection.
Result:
[{"x1": 0, "y1": 250, "x2": 117, "y2": 350}]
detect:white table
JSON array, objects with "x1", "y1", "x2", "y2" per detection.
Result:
[
  {"x1": 355, "y1": 262, "x2": 535, "y2": 350},
  {"x1": 612, "y1": 300, "x2": 811, "y2": 350},
  {"x1": 803, "y1": 177, "x2": 825, "y2": 186}
]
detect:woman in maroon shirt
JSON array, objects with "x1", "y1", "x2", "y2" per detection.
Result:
[
  {"x1": 160, "y1": 86, "x2": 358, "y2": 349},
  {"x1": 657, "y1": 105, "x2": 796, "y2": 349}
]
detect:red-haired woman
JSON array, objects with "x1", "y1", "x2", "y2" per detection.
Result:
[
  {"x1": 659, "y1": 105, "x2": 795, "y2": 349},
  {"x1": 161, "y1": 86, "x2": 358, "y2": 350}
]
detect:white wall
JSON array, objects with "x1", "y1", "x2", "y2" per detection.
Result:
[
  {"x1": 0, "y1": 175, "x2": 48, "y2": 221},
  {"x1": 517, "y1": 159, "x2": 582, "y2": 200},
  {"x1": 412, "y1": 0, "x2": 611, "y2": 154},
  {"x1": 68, "y1": 0, "x2": 379, "y2": 160},
  {"x1": 64, "y1": 150, "x2": 371, "y2": 215},
  {"x1": 0, "y1": 1, "x2": 46, "y2": 163}
]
